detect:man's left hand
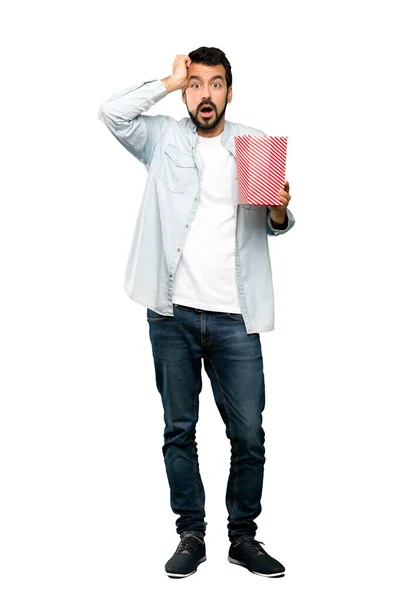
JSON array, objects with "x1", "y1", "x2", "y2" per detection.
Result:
[{"x1": 269, "y1": 180, "x2": 291, "y2": 225}]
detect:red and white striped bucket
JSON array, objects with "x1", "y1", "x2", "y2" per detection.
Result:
[{"x1": 234, "y1": 135, "x2": 288, "y2": 206}]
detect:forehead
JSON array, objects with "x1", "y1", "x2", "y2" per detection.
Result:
[{"x1": 187, "y1": 63, "x2": 226, "y2": 82}]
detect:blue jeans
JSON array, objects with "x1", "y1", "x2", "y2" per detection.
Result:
[{"x1": 147, "y1": 303, "x2": 266, "y2": 541}]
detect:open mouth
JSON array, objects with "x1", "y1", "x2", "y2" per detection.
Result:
[{"x1": 199, "y1": 105, "x2": 214, "y2": 118}]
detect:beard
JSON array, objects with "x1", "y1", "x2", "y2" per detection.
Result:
[{"x1": 187, "y1": 96, "x2": 229, "y2": 131}]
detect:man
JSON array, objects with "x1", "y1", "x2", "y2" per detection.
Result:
[{"x1": 98, "y1": 47, "x2": 295, "y2": 579}]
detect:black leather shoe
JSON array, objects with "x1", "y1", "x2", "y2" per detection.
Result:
[
  {"x1": 165, "y1": 534, "x2": 206, "y2": 578},
  {"x1": 228, "y1": 535, "x2": 285, "y2": 577}
]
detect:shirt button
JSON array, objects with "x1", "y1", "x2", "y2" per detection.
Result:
[
  {"x1": 178, "y1": 248, "x2": 180, "y2": 252},
  {"x1": 170, "y1": 274, "x2": 173, "y2": 278},
  {"x1": 185, "y1": 224, "x2": 188, "y2": 228},
  {"x1": 240, "y1": 291, "x2": 243, "y2": 294},
  {"x1": 236, "y1": 262, "x2": 239, "y2": 266}
]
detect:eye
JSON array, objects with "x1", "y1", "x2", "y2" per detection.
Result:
[
  {"x1": 213, "y1": 82, "x2": 221, "y2": 87},
  {"x1": 192, "y1": 83, "x2": 200, "y2": 88}
]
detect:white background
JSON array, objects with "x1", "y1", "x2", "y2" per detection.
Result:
[{"x1": 1, "y1": 0, "x2": 400, "y2": 598}]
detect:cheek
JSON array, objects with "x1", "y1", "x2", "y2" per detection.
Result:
[
  {"x1": 216, "y1": 92, "x2": 228, "y2": 105},
  {"x1": 186, "y1": 94, "x2": 200, "y2": 111}
]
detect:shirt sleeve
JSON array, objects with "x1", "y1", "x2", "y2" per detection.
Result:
[
  {"x1": 266, "y1": 207, "x2": 295, "y2": 236},
  {"x1": 98, "y1": 79, "x2": 169, "y2": 166}
]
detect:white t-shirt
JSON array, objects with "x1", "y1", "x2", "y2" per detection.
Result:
[{"x1": 173, "y1": 132, "x2": 241, "y2": 313}]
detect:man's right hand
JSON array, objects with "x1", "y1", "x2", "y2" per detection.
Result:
[{"x1": 161, "y1": 54, "x2": 191, "y2": 93}]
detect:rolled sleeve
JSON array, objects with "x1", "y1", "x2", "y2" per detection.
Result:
[{"x1": 266, "y1": 207, "x2": 295, "y2": 236}]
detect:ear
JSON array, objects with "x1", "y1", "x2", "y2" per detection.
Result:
[
  {"x1": 182, "y1": 89, "x2": 187, "y2": 105},
  {"x1": 227, "y1": 86, "x2": 233, "y2": 103}
]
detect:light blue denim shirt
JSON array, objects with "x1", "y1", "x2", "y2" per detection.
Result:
[{"x1": 98, "y1": 79, "x2": 295, "y2": 334}]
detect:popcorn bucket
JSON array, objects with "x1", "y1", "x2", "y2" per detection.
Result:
[{"x1": 234, "y1": 135, "x2": 288, "y2": 205}]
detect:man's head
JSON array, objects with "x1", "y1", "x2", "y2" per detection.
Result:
[{"x1": 182, "y1": 46, "x2": 233, "y2": 136}]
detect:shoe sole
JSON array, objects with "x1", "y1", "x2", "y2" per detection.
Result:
[
  {"x1": 166, "y1": 555, "x2": 207, "y2": 579},
  {"x1": 228, "y1": 556, "x2": 285, "y2": 578}
]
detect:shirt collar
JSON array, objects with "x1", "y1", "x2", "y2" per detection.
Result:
[{"x1": 189, "y1": 120, "x2": 236, "y2": 156}]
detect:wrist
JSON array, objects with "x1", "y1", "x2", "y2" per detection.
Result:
[
  {"x1": 161, "y1": 76, "x2": 185, "y2": 94},
  {"x1": 269, "y1": 209, "x2": 287, "y2": 225}
]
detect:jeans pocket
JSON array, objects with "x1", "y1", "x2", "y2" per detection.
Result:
[
  {"x1": 147, "y1": 308, "x2": 169, "y2": 322},
  {"x1": 227, "y1": 312, "x2": 244, "y2": 322}
]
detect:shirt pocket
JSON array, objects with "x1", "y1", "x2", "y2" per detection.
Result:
[
  {"x1": 157, "y1": 143, "x2": 196, "y2": 193},
  {"x1": 241, "y1": 204, "x2": 264, "y2": 210}
]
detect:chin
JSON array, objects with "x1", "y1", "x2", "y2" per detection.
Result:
[
  {"x1": 188, "y1": 108, "x2": 225, "y2": 132},
  {"x1": 199, "y1": 120, "x2": 218, "y2": 130}
]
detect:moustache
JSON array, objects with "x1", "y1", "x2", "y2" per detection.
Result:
[{"x1": 197, "y1": 101, "x2": 217, "y2": 112}]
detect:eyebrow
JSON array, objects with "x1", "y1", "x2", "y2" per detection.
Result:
[{"x1": 188, "y1": 75, "x2": 225, "y2": 82}]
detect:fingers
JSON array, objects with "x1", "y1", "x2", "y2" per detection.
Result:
[
  {"x1": 278, "y1": 188, "x2": 291, "y2": 205},
  {"x1": 174, "y1": 54, "x2": 191, "y2": 66},
  {"x1": 278, "y1": 180, "x2": 291, "y2": 205},
  {"x1": 171, "y1": 55, "x2": 191, "y2": 89}
]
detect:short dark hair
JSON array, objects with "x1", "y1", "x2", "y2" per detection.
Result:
[{"x1": 188, "y1": 46, "x2": 232, "y2": 90}]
